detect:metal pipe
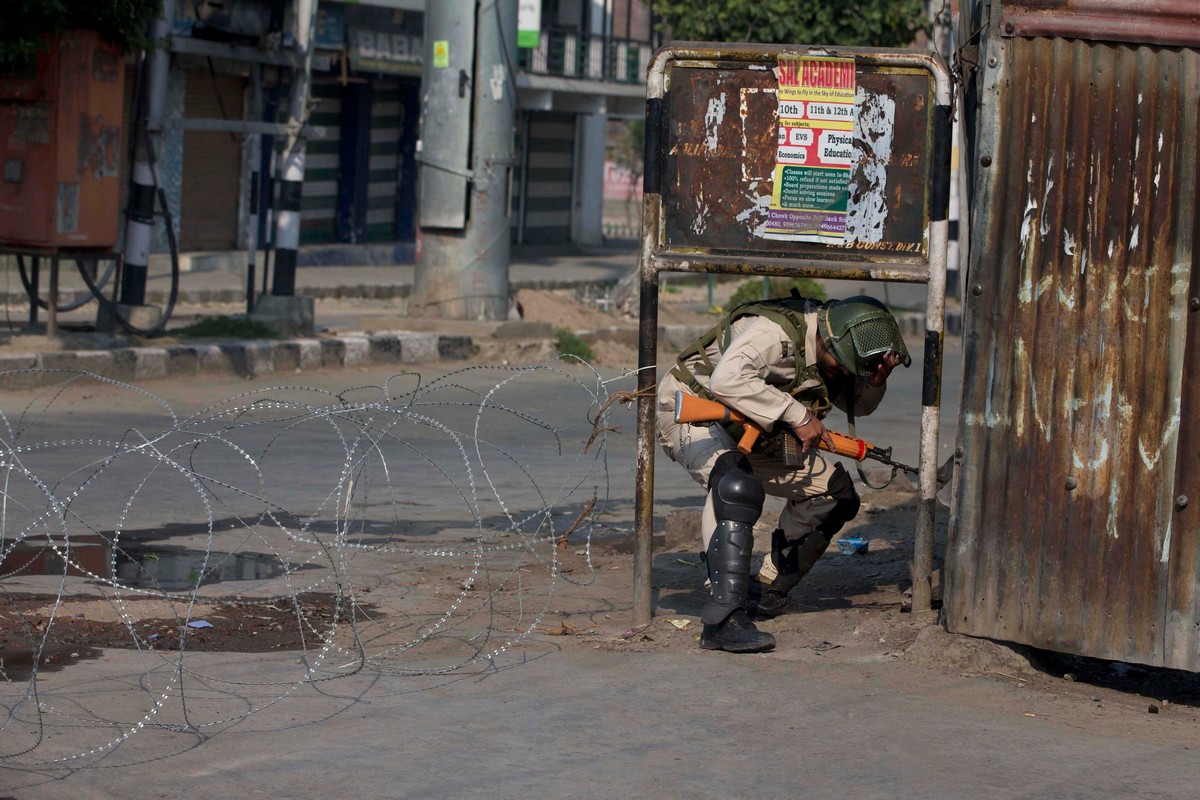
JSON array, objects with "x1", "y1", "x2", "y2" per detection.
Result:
[
  {"x1": 632, "y1": 48, "x2": 668, "y2": 628},
  {"x1": 909, "y1": 56, "x2": 954, "y2": 613}
]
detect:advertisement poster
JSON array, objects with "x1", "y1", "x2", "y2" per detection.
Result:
[
  {"x1": 518, "y1": 0, "x2": 542, "y2": 48},
  {"x1": 763, "y1": 55, "x2": 856, "y2": 243}
]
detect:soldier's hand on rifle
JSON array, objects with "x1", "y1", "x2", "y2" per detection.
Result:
[{"x1": 793, "y1": 411, "x2": 832, "y2": 453}]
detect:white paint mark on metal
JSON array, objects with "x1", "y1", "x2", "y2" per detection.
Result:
[
  {"x1": 1018, "y1": 197, "x2": 1038, "y2": 303},
  {"x1": 739, "y1": 88, "x2": 768, "y2": 183},
  {"x1": 736, "y1": 191, "x2": 771, "y2": 232},
  {"x1": 1139, "y1": 406, "x2": 1179, "y2": 472},
  {"x1": 490, "y1": 64, "x2": 504, "y2": 101},
  {"x1": 1039, "y1": 169, "x2": 1055, "y2": 238},
  {"x1": 1058, "y1": 287, "x2": 1076, "y2": 311},
  {"x1": 1106, "y1": 478, "x2": 1121, "y2": 539},
  {"x1": 704, "y1": 93, "x2": 727, "y2": 153},
  {"x1": 844, "y1": 88, "x2": 895, "y2": 244},
  {"x1": 691, "y1": 190, "x2": 709, "y2": 235},
  {"x1": 1072, "y1": 438, "x2": 1109, "y2": 472},
  {"x1": 1129, "y1": 225, "x2": 1140, "y2": 251},
  {"x1": 1035, "y1": 274, "x2": 1053, "y2": 301},
  {"x1": 1062, "y1": 231, "x2": 1076, "y2": 256},
  {"x1": 1107, "y1": 240, "x2": 1115, "y2": 258},
  {"x1": 1015, "y1": 339, "x2": 1028, "y2": 438},
  {"x1": 1103, "y1": 266, "x2": 1120, "y2": 310},
  {"x1": 1019, "y1": 198, "x2": 1038, "y2": 249}
]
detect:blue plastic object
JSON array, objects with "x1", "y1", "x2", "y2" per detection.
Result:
[{"x1": 836, "y1": 537, "x2": 869, "y2": 556}]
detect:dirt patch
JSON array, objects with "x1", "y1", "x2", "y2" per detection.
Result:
[
  {"x1": 1, "y1": 593, "x2": 366, "y2": 681},
  {"x1": 515, "y1": 288, "x2": 621, "y2": 331},
  {"x1": 511, "y1": 287, "x2": 719, "y2": 367}
]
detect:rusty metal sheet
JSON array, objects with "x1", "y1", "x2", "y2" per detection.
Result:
[
  {"x1": 946, "y1": 31, "x2": 1200, "y2": 669},
  {"x1": 1002, "y1": 1, "x2": 1200, "y2": 48},
  {"x1": 1164, "y1": 155, "x2": 1200, "y2": 668}
]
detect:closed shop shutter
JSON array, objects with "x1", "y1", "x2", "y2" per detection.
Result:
[
  {"x1": 180, "y1": 68, "x2": 244, "y2": 251},
  {"x1": 365, "y1": 79, "x2": 401, "y2": 242},
  {"x1": 518, "y1": 112, "x2": 575, "y2": 245},
  {"x1": 300, "y1": 79, "x2": 342, "y2": 245}
]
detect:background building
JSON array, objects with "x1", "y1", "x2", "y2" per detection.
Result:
[{"x1": 137, "y1": 0, "x2": 656, "y2": 268}]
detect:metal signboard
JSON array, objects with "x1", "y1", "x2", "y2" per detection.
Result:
[{"x1": 631, "y1": 42, "x2": 953, "y2": 627}]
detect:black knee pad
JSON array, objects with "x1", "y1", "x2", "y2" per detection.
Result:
[
  {"x1": 818, "y1": 464, "x2": 861, "y2": 536},
  {"x1": 708, "y1": 451, "x2": 752, "y2": 490},
  {"x1": 709, "y1": 452, "x2": 764, "y2": 526}
]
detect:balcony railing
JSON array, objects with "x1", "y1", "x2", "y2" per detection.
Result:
[{"x1": 518, "y1": 28, "x2": 652, "y2": 84}]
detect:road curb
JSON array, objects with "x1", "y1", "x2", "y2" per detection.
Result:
[
  {"x1": 0, "y1": 275, "x2": 625, "y2": 309},
  {"x1": 0, "y1": 331, "x2": 482, "y2": 389}
]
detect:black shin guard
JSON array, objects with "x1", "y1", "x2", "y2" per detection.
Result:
[{"x1": 701, "y1": 453, "x2": 765, "y2": 626}]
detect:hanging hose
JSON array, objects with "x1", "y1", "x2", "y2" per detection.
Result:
[
  {"x1": 15, "y1": 256, "x2": 116, "y2": 313},
  {"x1": 79, "y1": 183, "x2": 180, "y2": 338}
]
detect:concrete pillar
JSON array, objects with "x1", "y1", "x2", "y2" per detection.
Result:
[
  {"x1": 413, "y1": 0, "x2": 518, "y2": 320},
  {"x1": 573, "y1": 113, "x2": 606, "y2": 246}
]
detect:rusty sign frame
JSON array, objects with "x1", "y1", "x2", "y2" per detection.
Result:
[{"x1": 631, "y1": 42, "x2": 953, "y2": 627}]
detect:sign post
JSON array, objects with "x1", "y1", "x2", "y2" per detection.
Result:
[{"x1": 632, "y1": 42, "x2": 953, "y2": 627}]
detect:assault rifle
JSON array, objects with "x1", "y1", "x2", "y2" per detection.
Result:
[{"x1": 673, "y1": 390, "x2": 918, "y2": 474}]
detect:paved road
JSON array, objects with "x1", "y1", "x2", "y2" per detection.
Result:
[{"x1": 6, "y1": 353, "x2": 1200, "y2": 799}]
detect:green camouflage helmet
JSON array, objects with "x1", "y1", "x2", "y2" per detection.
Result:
[{"x1": 817, "y1": 296, "x2": 912, "y2": 379}]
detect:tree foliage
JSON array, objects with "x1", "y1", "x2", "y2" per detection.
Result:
[
  {"x1": 654, "y1": 0, "x2": 930, "y2": 49},
  {"x1": 1, "y1": 0, "x2": 163, "y2": 65}
]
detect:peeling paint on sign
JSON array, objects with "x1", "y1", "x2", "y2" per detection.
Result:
[
  {"x1": 844, "y1": 88, "x2": 895, "y2": 244},
  {"x1": 704, "y1": 92, "x2": 727, "y2": 153}
]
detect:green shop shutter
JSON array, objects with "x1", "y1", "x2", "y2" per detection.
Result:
[
  {"x1": 299, "y1": 80, "x2": 342, "y2": 245},
  {"x1": 365, "y1": 79, "x2": 401, "y2": 242}
]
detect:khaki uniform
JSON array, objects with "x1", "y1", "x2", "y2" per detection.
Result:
[{"x1": 656, "y1": 304, "x2": 885, "y2": 583}]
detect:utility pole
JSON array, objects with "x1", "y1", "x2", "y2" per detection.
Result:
[
  {"x1": 253, "y1": 0, "x2": 318, "y2": 334},
  {"x1": 413, "y1": 0, "x2": 518, "y2": 320},
  {"x1": 108, "y1": 0, "x2": 175, "y2": 332}
]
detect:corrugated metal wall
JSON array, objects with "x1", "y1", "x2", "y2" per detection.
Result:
[{"x1": 946, "y1": 19, "x2": 1200, "y2": 669}]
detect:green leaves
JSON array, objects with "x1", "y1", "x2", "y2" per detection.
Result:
[
  {"x1": 654, "y1": 0, "x2": 930, "y2": 49},
  {"x1": 0, "y1": 0, "x2": 163, "y2": 65}
]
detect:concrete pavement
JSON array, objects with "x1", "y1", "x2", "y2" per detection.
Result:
[{"x1": 4, "y1": 646, "x2": 1195, "y2": 799}]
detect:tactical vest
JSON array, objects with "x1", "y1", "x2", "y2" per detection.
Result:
[{"x1": 670, "y1": 294, "x2": 834, "y2": 419}]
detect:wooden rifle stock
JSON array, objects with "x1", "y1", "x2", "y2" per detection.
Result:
[{"x1": 673, "y1": 390, "x2": 874, "y2": 461}]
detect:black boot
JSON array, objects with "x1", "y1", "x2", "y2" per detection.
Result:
[
  {"x1": 700, "y1": 608, "x2": 775, "y2": 652},
  {"x1": 747, "y1": 580, "x2": 799, "y2": 619},
  {"x1": 748, "y1": 529, "x2": 802, "y2": 619}
]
